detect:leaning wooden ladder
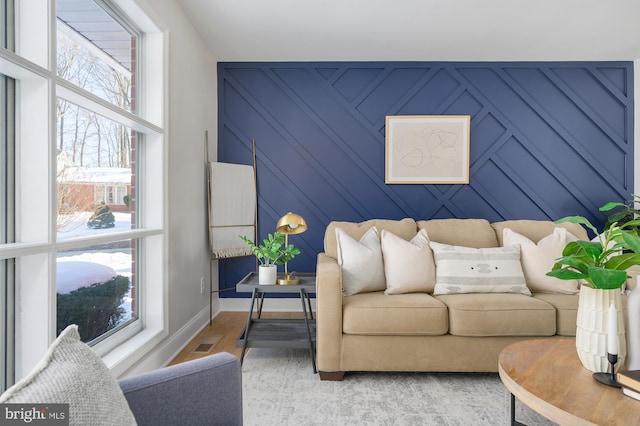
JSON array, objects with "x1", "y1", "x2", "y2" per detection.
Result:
[{"x1": 206, "y1": 131, "x2": 258, "y2": 325}]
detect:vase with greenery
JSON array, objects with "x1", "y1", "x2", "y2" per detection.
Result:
[
  {"x1": 546, "y1": 201, "x2": 640, "y2": 289},
  {"x1": 239, "y1": 232, "x2": 300, "y2": 284},
  {"x1": 546, "y1": 201, "x2": 640, "y2": 372}
]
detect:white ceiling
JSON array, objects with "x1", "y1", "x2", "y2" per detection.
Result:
[{"x1": 175, "y1": 0, "x2": 640, "y2": 62}]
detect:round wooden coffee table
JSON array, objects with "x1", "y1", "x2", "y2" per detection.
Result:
[{"x1": 499, "y1": 338, "x2": 640, "y2": 425}]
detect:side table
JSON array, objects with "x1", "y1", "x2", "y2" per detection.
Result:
[{"x1": 235, "y1": 272, "x2": 317, "y2": 373}]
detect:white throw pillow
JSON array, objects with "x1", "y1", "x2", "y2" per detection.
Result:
[
  {"x1": 382, "y1": 229, "x2": 436, "y2": 294},
  {"x1": 0, "y1": 325, "x2": 137, "y2": 425},
  {"x1": 336, "y1": 226, "x2": 386, "y2": 296},
  {"x1": 503, "y1": 227, "x2": 579, "y2": 294},
  {"x1": 430, "y1": 242, "x2": 530, "y2": 296}
]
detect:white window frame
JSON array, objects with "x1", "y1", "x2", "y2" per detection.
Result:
[
  {"x1": 0, "y1": 0, "x2": 167, "y2": 380},
  {"x1": 94, "y1": 184, "x2": 128, "y2": 206}
]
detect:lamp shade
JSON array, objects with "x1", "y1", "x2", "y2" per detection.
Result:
[{"x1": 276, "y1": 212, "x2": 307, "y2": 235}]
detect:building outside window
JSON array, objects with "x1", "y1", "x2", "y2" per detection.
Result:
[{"x1": 0, "y1": 0, "x2": 166, "y2": 391}]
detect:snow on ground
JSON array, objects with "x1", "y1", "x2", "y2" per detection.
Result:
[
  {"x1": 56, "y1": 261, "x2": 117, "y2": 294},
  {"x1": 57, "y1": 211, "x2": 133, "y2": 238},
  {"x1": 56, "y1": 212, "x2": 134, "y2": 323}
]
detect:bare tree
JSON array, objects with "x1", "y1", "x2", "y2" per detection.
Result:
[
  {"x1": 55, "y1": 23, "x2": 134, "y2": 229},
  {"x1": 56, "y1": 26, "x2": 132, "y2": 169}
]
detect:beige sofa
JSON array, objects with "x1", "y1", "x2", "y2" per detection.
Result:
[{"x1": 316, "y1": 218, "x2": 594, "y2": 381}]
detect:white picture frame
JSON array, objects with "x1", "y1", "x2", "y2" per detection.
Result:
[{"x1": 385, "y1": 115, "x2": 471, "y2": 184}]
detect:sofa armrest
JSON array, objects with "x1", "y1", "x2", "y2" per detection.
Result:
[
  {"x1": 118, "y1": 352, "x2": 242, "y2": 426},
  {"x1": 316, "y1": 253, "x2": 343, "y2": 374}
]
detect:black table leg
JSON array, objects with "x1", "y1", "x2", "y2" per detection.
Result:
[
  {"x1": 300, "y1": 288, "x2": 317, "y2": 373},
  {"x1": 240, "y1": 288, "x2": 258, "y2": 366},
  {"x1": 305, "y1": 291, "x2": 314, "y2": 320},
  {"x1": 257, "y1": 292, "x2": 265, "y2": 318},
  {"x1": 510, "y1": 393, "x2": 527, "y2": 426}
]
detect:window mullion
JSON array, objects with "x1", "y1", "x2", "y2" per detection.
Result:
[{"x1": 55, "y1": 79, "x2": 161, "y2": 136}]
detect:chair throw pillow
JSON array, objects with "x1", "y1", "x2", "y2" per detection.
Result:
[
  {"x1": 336, "y1": 226, "x2": 385, "y2": 296},
  {"x1": 382, "y1": 229, "x2": 436, "y2": 294},
  {"x1": 0, "y1": 324, "x2": 137, "y2": 426},
  {"x1": 503, "y1": 227, "x2": 579, "y2": 294},
  {"x1": 430, "y1": 242, "x2": 530, "y2": 296}
]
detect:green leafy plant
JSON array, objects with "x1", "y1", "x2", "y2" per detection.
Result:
[
  {"x1": 602, "y1": 194, "x2": 640, "y2": 232},
  {"x1": 239, "y1": 232, "x2": 300, "y2": 267},
  {"x1": 57, "y1": 275, "x2": 130, "y2": 343},
  {"x1": 546, "y1": 201, "x2": 640, "y2": 289}
]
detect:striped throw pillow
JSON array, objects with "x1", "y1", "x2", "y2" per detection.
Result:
[{"x1": 430, "y1": 242, "x2": 530, "y2": 296}]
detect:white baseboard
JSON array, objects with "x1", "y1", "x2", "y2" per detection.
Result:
[
  {"x1": 121, "y1": 297, "x2": 316, "y2": 378},
  {"x1": 121, "y1": 305, "x2": 212, "y2": 377}
]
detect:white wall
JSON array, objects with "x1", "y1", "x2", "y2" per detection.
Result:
[
  {"x1": 121, "y1": 4, "x2": 640, "y2": 373},
  {"x1": 121, "y1": 0, "x2": 218, "y2": 375}
]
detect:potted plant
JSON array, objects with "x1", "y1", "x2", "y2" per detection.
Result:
[
  {"x1": 239, "y1": 232, "x2": 300, "y2": 284},
  {"x1": 546, "y1": 201, "x2": 640, "y2": 372},
  {"x1": 602, "y1": 194, "x2": 640, "y2": 234}
]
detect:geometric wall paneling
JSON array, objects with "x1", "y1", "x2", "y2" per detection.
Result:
[{"x1": 218, "y1": 62, "x2": 634, "y2": 296}]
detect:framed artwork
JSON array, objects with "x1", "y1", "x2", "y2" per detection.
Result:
[{"x1": 385, "y1": 115, "x2": 471, "y2": 184}]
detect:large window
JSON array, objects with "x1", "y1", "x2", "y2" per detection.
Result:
[
  {"x1": 0, "y1": 0, "x2": 15, "y2": 395},
  {"x1": 0, "y1": 0, "x2": 165, "y2": 390},
  {"x1": 0, "y1": 71, "x2": 15, "y2": 392}
]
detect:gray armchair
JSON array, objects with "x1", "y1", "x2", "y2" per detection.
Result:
[{"x1": 119, "y1": 352, "x2": 242, "y2": 426}]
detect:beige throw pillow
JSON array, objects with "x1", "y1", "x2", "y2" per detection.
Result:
[
  {"x1": 0, "y1": 325, "x2": 137, "y2": 425},
  {"x1": 382, "y1": 229, "x2": 436, "y2": 295},
  {"x1": 336, "y1": 226, "x2": 385, "y2": 296},
  {"x1": 503, "y1": 227, "x2": 579, "y2": 294},
  {"x1": 431, "y1": 242, "x2": 530, "y2": 295}
]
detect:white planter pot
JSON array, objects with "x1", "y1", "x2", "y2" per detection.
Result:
[
  {"x1": 576, "y1": 285, "x2": 626, "y2": 372},
  {"x1": 626, "y1": 283, "x2": 640, "y2": 370},
  {"x1": 258, "y1": 265, "x2": 277, "y2": 285}
]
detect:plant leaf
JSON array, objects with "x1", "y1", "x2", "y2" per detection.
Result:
[
  {"x1": 588, "y1": 267, "x2": 627, "y2": 289},
  {"x1": 605, "y1": 253, "x2": 640, "y2": 270},
  {"x1": 566, "y1": 241, "x2": 602, "y2": 261},
  {"x1": 546, "y1": 269, "x2": 588, "y2": 280},
  {"x1": 552, "y1": 254, "x2": 593, "y2": 274},
  {"x1": 555, "y1": 216, "x2": 599, "y2": 237},
  {"x1": 606, "y1": 210, "x2": 629, "y2": 224},
  {"x1": 622, "y1": 231, "x2": 640, "y2": 254},
  {"x1": 561, "y1": 241, "x2": 587, "y2": 256},
  {"x1": 600, "y1": 202, "x2": 627, "y2": 212}
]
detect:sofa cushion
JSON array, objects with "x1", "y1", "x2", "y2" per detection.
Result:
[
  {"x1": 0, "y1": 325, "x2": 137, "y2": 425},
  {"x1": 492, "y1": 219, "x2": 588, "y2": 246},
  {"x1": 430, "y1": 242, "x2": 531, "y2": 296},
  {"x1": 503, "y1": 227, "x2": 580, "y2": 294},
  {"x1": 417, "y1": 218, "x2": 499, "y2": 248},
  {"x1": 343, "y1": 291, "x2": 448, "y2": 335},
  {"x1": 435, "y1": 293, "x2": 556, "y2": 336},
  {"x1": 325, "y1": 218, "x2": 417, "y2": 260},
  {"x1": 532, "y1": 293, "x2": 579, "y2": 336},
  {"x1": 382, "y1": 229, "x2": 436, "y2": 295},
  {"x1": 530, "y1": 291, "x2": 630, "y2": 337},
  {"x1": 336, "y1": 226, "x2": 385, "y2": 296}
]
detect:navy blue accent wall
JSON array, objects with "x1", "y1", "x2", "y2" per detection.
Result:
[{"x1": 218, "y1": 62, "x2": 634, "y2": 296}]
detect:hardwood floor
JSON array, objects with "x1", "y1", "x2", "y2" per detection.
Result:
[{"x1": 169, "y1": 311, "x2": 304, "y2": 366}]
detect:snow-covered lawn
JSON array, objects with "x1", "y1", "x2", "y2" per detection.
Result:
[
  {"x1": 56, "y1": 211, "x2": 134, "y2": 326},
  {"x1": 57, "y1": 211, "x2": 133, "y2": 238}
]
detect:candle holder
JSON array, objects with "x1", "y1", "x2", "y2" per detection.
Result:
[{"x1": 593, "y1": 352, "x2": 622, "y2": 388}]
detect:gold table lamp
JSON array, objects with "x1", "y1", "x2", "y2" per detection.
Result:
[{"x1": 276, "y1": 212, "x2": 307, "y2": 285}]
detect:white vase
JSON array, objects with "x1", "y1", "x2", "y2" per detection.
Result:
[
  {"x1": 575, "y1": 285, "x2": 626, "y2": 372},
  {"x1": 626, "y1": 283, "x2": 640, "y2": 370},
  {"x1": 258, "y1": 265, "x2": 277, "y2": 285}
]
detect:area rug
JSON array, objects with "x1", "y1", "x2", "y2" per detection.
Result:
[{"x1": 241, "y1": 348, "x2": 554, "y2": 425}]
